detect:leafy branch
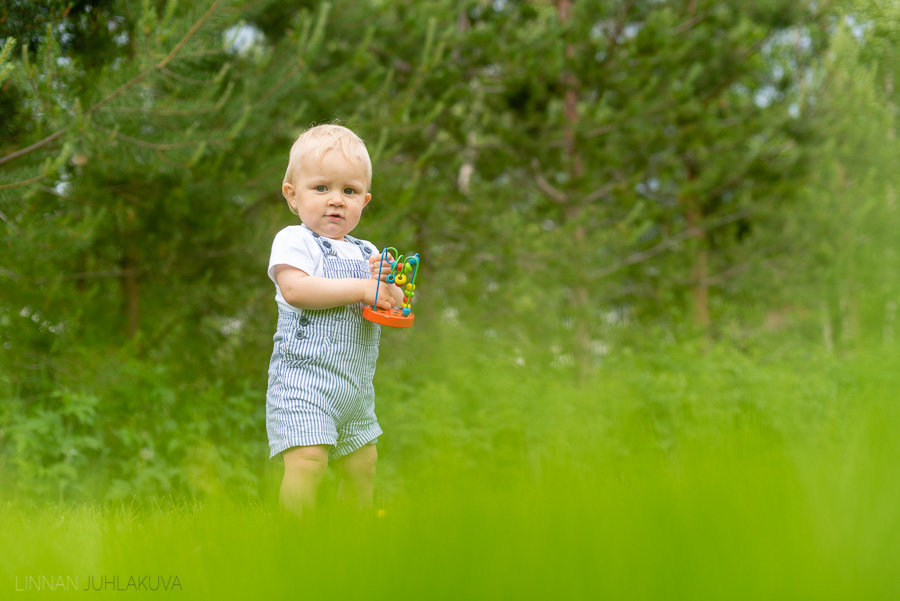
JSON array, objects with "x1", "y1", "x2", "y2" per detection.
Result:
[{"x1": 0, "y1": 0, "x2": 224, "y2": 168}]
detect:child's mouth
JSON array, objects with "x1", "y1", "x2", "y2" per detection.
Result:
[{"x1": 327, "y1": 214, "x2": 343, "y2": 222}]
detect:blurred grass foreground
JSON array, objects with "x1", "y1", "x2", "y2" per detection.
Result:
[{"x1": 2, "y1": 332, "x2": 899, "y2": 600}]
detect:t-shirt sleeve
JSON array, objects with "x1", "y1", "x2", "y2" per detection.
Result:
[{"x1": 267, "y1": 227, "x2": 320, "y2": 284}]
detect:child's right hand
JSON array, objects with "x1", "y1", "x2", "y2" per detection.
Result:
[
  {"x1": 362, "y1": 279, "x2": 395, "y2": 310},
  {"x1": 369, "y1": 253, "x2": 395, "y2": 281}
]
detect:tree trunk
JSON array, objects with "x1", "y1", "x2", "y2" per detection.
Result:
[
  {"x1": 121, "y1": 244, "x2": 141, "y2": 339},
  {"x1": 835, "y1": 160, "x2": 858, "y2": 349},
  {"x1": 681, "y1": 161, "x2": 711, "y2": 337},
  {"x1": 557, "y1": 0, "x2": 592, "y2": 377}
]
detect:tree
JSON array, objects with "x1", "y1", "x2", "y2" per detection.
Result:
[
  {"x1": 412, "y1": 0, "x2": 831, "y2": 370},
  {"x1": 784, "y1": 6, "x2": 900, "y2": 351}
]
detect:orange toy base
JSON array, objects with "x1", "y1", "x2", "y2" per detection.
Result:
[{"x1": 362, "y1": 306, "x2": 415, "y2": 328}]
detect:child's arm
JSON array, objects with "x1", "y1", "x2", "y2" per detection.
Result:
[{"x1": 275, "y1": 265, "x2": 395, "y2": 310}]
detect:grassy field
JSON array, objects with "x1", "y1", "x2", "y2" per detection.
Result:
[{"x1": 2, "y1": 335, "x2": 898, "y2": 599}]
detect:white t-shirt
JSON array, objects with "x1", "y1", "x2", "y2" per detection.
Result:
[{"x1": 267, "y1": 225, "x2": 379, "y2": 313}]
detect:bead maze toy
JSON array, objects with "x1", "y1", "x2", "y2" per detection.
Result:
[{"x1": 362, "y1": 247, "x2": 420, "y2": 328}]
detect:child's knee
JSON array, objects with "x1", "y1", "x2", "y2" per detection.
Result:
[
  {"x1": 340, "y1": 444, "x2": 377, "y2": 478},
  {"x1": 283, "y1": 445, "x2": 329, "y2": 478}
]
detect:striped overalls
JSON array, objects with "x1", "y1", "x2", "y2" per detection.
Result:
[{"x1": 266, "y1": 227, "x2": 382, "y2": 460}]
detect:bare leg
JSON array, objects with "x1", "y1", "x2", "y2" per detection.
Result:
[
  {"x1": 280, "y1": 445, "x2": 329, "y2": 518},
  {"x1": 334, "y1": 444, "x2": 377, "y2": 511}
]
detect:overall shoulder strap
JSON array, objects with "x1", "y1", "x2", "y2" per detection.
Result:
[
  {"x1": 300, "y1": 224, "x2": 337, "y2": 257},
  {"x1": 344, "y1": 234, "x2": 374, "y2": 260}
]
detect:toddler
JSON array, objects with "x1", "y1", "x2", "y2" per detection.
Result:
[{"x1": 265, "y1": 124, "x2": 402, "y2": 518}]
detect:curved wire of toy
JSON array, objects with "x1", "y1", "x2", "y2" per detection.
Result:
[
  {"x1": 373, "y1": 247, "x2": 397, "y2": 311},
  {"x1": 399, "y1": 254, "x2": 419, "y2": 315},
  {"x1": 406, "y1": 254, "x2": 419, "y2": 288}
]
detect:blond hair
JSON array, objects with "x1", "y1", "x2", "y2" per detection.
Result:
[{"x1": 283, "y1": 124, "x2": 372, "y2": 191}]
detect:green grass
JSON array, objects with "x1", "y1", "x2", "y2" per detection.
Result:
[{"x1": 2, "y1": 336, "x2": 899, "y2": 599}]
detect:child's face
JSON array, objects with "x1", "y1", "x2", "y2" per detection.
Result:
[{"x1": 282, "y1": 149, "x2": 372, "y2": 240}]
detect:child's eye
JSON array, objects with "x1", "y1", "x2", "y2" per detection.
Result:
[
  {"x1": 343, "y1": 188, "x2": 356, "y2": 195},
  {"x1": 315, "y1": 185, "x2": 327, "y2": 192}
]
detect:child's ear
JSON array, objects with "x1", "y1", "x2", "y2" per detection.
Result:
[
  {"x1": 282, "y1": 182, "x2": 295, "y2": 203},
  {"x1": 364, "y1": 192, "x2": 372, "y2": 207},
  {"x1": 282, "y1": 183, "x2": 297, "y2": 213}
]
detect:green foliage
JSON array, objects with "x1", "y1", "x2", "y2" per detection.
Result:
[{"x1": 4, "y1": 349, "x2": 266, "y2": 500}]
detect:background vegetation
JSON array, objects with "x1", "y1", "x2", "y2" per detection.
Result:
[{"x1": 1, "y1": 0, "x2": 898, "y2": 597}]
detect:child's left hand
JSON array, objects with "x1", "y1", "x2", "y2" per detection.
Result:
[{"x1": 369, "y1": 253, "x2": 395, "y2": 281}]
